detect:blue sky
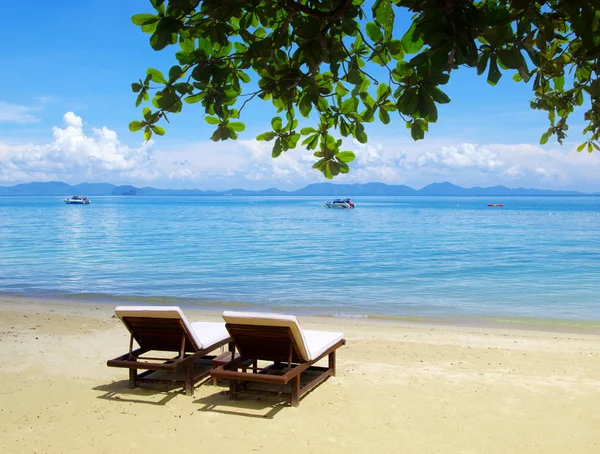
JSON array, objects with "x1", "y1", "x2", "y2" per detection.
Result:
[{"x1": 0, "y1": 0, "x2": 598, "y2": 191}]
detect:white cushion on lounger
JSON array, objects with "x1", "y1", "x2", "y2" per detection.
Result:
[
  {"x1": 190, "y1": 322, "x2": 230, "y2": 349},
  {"x1": 222, "y1": 311, "x2": 343, "y2": 361},
  {"x1": 115, "y1": 306, "x2": 228, "y2": 350},
  {"x1": 303, "y1": 330, "x2": 344, "y2": 361},
  {"x1": 115, "y1": 305, "x2": 187, "y2": 320}
]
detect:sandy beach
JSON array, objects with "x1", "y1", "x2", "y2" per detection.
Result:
[{"x1": 1, "y1": 295, "x2": 599, "y2": 453}]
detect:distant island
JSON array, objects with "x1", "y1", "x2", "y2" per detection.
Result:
[{"x1": 0, "y1": 181, "x2": 597, "y2": 197}]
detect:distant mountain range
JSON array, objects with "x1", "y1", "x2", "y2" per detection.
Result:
[{"x1": 0, "y1": 181, "x2": 597, "y2": 196}]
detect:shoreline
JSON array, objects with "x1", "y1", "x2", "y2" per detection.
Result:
[{"x1": 2, "y1": 291, "x2": 599, "y2": 335}]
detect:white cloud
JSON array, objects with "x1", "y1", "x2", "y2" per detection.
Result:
[
  {"x1": 0, "y1": 112, "x2": 152, "y2": 183},
  {"x1": 415, "y1": 143, "x2": 505, "y2": 172},
  {"x1": 0, "y1": 101, "x2": 42, "y2": 123},
  {"x1": 1, "y1": 112, "x2": 599, "y2": 192}
]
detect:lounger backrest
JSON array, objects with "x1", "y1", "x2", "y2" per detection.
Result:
[
  {"x1": 222, "y1": 311, "x2": 310, "y2": 362},
  {"x1": 115, "y1": 306, "x2": 201, "y2": 352}
]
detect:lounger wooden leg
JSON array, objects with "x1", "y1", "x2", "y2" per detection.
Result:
[
  {"x1": 329, "y1": 350, "x2": 337, "y2": 377},
  {"x1": 229, "y1": 379, "x2": 237, "y2": 400},
  {"x1": 185, "y1": 365, "x2": 194, "y2": 396},
  {"x1": 291, "y1": 375, "x2": 300, "y2": 407},
  {"x1": 129, "y1": 368, "x2": 137, "y2": 389}
]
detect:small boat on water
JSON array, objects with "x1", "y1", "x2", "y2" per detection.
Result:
[
  {"x1": 487, "y1": 203, "x2": 504, "y2": 207},
  {"x1": 64, "y1": 195, "x2": 90, "y2": 205},
  {"x1": 325, "y1": 198, "x2": 355, "y2": 209}
]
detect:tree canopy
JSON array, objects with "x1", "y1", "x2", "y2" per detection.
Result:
[{"x1": 129, "y1": 0, "x2": 600, "y2": 178}]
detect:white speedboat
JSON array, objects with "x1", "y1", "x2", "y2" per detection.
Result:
[
  {"x1": 325, "y1": 198, "x2": 355, "y2": 209},
  {"x1": 64, "y1": 195, "x2": 90, "y2": 205}
]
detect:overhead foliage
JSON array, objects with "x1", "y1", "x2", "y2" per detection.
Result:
[{"x1": 130, "y1": 0, "x2": 600, "y2": 178}]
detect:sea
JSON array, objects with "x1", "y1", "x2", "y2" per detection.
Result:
[{"x1": 1, "y1": 195, "x2": 599, "y2": 326}]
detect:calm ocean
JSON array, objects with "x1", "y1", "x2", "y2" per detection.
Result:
[{"x1": 1, "y1": 196, "x2": 599, "y2": 323}]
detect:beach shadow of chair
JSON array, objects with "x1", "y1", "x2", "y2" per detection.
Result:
[
  {"x1": 106, "y1": 306, "x2": 232, "y2": 397},
  {"x1": 93, "y1": 380, "x2": 182, "y2": 406},
  {"x1": 194, "y1": 391, "x2": 289, "y2": 419},
  {"x1": 210, "y1": 311, "x2": 345, "y2": 407}
]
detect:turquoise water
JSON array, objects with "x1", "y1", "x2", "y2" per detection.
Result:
[{"x1": 0, "y1": 196, "x2": 599, "y2": 321}]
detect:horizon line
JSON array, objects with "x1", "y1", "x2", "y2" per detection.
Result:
[{"x1": 1, "y1": 180, "x2": 598, "y2": 195}]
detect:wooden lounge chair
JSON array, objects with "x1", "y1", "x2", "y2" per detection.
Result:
[
  {"x1": 210, "y1": 311, "x2": 345, "y2": 407},
  {"x1": 107, "y1": 306, "x2": 232, "y2": 396}
]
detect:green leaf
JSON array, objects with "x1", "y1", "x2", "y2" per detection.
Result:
[
  {"x1": 271, "y1": 116, "x2": 283, "y2": 130},
  {"x1": 497, "y1": 48, "x2": 522, "y2": 70},
  {"x1": 147, "y1": 68, "x2": 167, "y2": 84},
  {"x1": 211, "y1": 125, "x2": 230, "y2": 141},
  {"x1": 328, "y1": 161, "x2": 340, "y2": 177},
  {"x1": 366, "y1": 22, "x2": 383, "y2": 42},
  {"x1": 378, "y1": 108, "x2": 390, "y2": 124},
  {"x1": 205, "y1": 116, "x2": 221, "y2": 125},
  {"x1": 336, "y1": 83, "x2": 349, "y2": 97},
  {"x1": 410, "y1": 120, "x2": 427, "y2": 140},
  {"x1": 131, "y1": 83, "x2": 142, "y2": 93},
  {"x1": 256, "y1": 132, "x2": 276, "y2": 141},
  {"x1": 355, "y1": 123, "x2": 368, "y2": 143},
  {"x1": 338, "y1": 161, "x2": 350, "y2": 174},
  {"x1": 184, "y1": 93, "x2": 203, "y2": 104},
  {"x1": 143, "y1": 126, "x2": 152, "y2": 141},
  {"x1": 341, "y1": 98, "x2": 358, "y2": 115},
  {"x1": 387, "y1": 40, "x2": 404, "y2": 59},
  {"x1": 129, "y1": 121, "x2": 144, "y2": 132},
  {"x1": 237, "y1": 71, "x2": 251, "y2": 83},
  {"x1": 132, "y1": 14, "x2": 159, "y2": 26},
  {"x1": 576, "y1": 142, "x2": 586, "y2": 152},
  {"x1": 312, "y1": 158, "x2": 327, "y2": 170},
  {"x1": 228, "y1": 122, "x2": 245, "y2": 132},
  {"x1": 540, "y1": 132, "x2": 550, "y2": 145},
  {"x1": 336, "y1": 151, "x2": 355, "y2": 163},
  {"x1": 299, "y1": 93, "x2": 312, "y2": 117},
  {"x1": 418, "y1": 90, "x2": 438, "y2": 123},
  {"x1": 430, "y1": 87, "x2": 451, "y2": 104},
  {"x1": 376, "y1": 83, "x2": 390, "y2": 102},
  {"x1": 398, "y1": 88, "x2": 419, "y2": 116},
  {"x1": 197, "y1": 38, "x2": 212, "y2": 58},
  {"x1": 373, "y1": 0, "x2": 395, "y2": 38},
  {"x1": 553, "y1": 76, "x2": 565, "y2": 91},
  {"x1": 142, "y1": 107, "x2": 152, "y2": 121},
  {"x1": 303, "y1": 134, "x2": 320, "y2": 150},
  {"x1": 149, "y1": 0, "x2": 165, "y2": 13},
  {"x1": 487, "y1": 56, "x2": 502, "y2": 86},
  {"x1": 168, "y1": 65, "x2": 184, "y2": 81},
  {"x1": 323, "y1": 162, "x2": 334, "y2": 179},
  {"x1": 401, "y1": 22, "x2": 423, "y2": 54},
  {"x1": 179, "y1": 37, "x2": 194, "y2": 53},
  {"x1": 477, "y1": 52, "x2": 490, "y2": 76},
  {"x1": 151, "y1": 125, "x2": 165, "y2": 136},
  {"x1": 300, "y1": 127, "x2": 317, "y2": 135},
  {"x1": 135, "y1": 92, "x2": 146, "y2": 108},
  {"x1": 272, "y1": 138, "x2": 283, "y2": 157}
]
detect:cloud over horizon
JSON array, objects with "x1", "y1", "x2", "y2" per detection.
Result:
[
  {"x1": 0, "y1": 101, "x2": 42, "y2": 124},
  {"x1": 0, "y1": 112, "x2": 598, "y2": 191}
]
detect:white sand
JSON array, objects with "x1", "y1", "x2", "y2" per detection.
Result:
[{"x1": 1, "y1": 296, "x2": 599, "y2": 453}]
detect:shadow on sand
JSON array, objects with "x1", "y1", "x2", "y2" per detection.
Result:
[
  {"x1": 194, "y1": 387, "x2": 289, "y2": 419},
  {"x1": 93, "y1": 379, "x2": 188, "y2": 406}
]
